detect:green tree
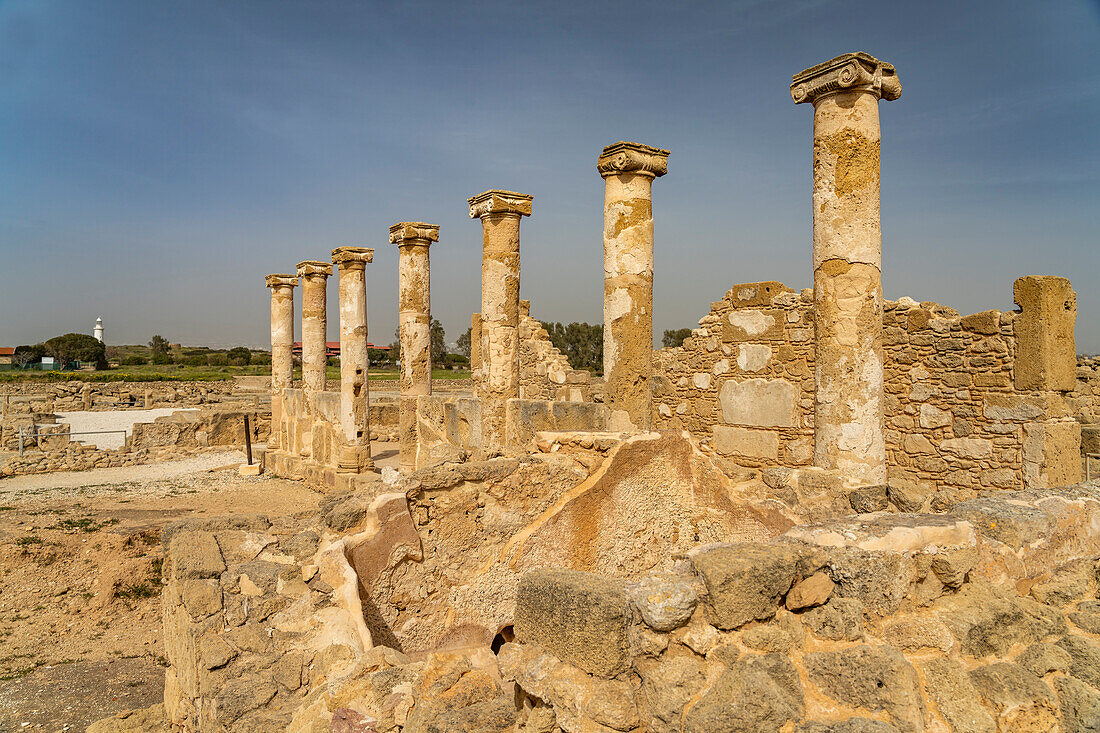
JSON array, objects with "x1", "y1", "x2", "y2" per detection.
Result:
[
  {"x1": 149, "y1": 334, "x2": 170, "y2": 356},
  {"x1": 456, "y1": 327, "x2": 472, "y2": 359},
  {"x1": 12, "y1": 345, "x2": 44, "y2": 369},
  {"x1": 226, "y1": 347, "x2": 252, "y2": 366},
  {"x1": 430, "y1": 319, "x2": 446, "y2": 366},
  {"x1": 662, "y1": 328, "x2": 693, "y2": 349},
  {"x1": 44, "y1": 333, "x2": 107, "y2": 370},
  {"x1": 539, "y1": 321, "x2": 603, "y2": 375}
]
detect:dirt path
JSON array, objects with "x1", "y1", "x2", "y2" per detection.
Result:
[{"x1": 0, "y1": 456, "x2": 324, "y2": 732}]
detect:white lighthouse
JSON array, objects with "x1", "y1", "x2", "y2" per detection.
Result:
[{"x1": 94, "y1": 317, "x2": 104, "y2": 343}]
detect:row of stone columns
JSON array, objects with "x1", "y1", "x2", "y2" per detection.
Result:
[
  {"x1": 264, "y1": 248, "x2": 375, "y2": 471},
  {"x1": 266, "y1": 51, "x2": 899, "y2": 485}
]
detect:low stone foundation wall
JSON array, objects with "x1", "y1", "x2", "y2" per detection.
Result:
[
  {"x1": 504, "y1": 485, "x2": 1100, "y2": 732},
  {"x1": 130, "y1": 408, "x2": 270, "y2": 451},
  {"x1": 0, "y1": 444, "x2": 227, "y2": 476},
  {"x1": 0, "y1": 380, "x2": 236, "y2": 413}
]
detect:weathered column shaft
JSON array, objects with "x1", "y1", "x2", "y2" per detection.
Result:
[
  {"x1": 296, "y1": 261, "x2": 332, "y2": 396},
  {"x1": 792, "y1": 52, "x2": 901, "y2": 485},
  {"x1": 598, "y1": 141, "x2": 669, "y2": 431},
  {"x1": 470, "y1": 312, "x2": 482, "y2": 375},
  {"x1": 469, "y1": 190, "x2": 532, "y2": 447},
  {"x1": 265, "y1": 274, "x2": 298, "y2": 449},
  {"x1": 333, "y1": 247, "x2": 374, "y2": 471},
  {"x1": 390, "y1": 222, "x2": 439, "y2": 473}
]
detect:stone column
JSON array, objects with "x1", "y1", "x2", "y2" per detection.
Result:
[
  {"x1": 296, "y1": 261, "x2": 332, "y2": 396},
  {"x1": 469, "y1": 190, "x2": 532, "y2": 447},
  {"x1": 332, "y1": 247, "x2": 375, "y2": 472},
  {"x1": 265, "y1": 274, "x2": 298, "y2": 449},
  {"x1": 791, "y1": 52, "x2": 901, "y2": 485},
  {"x1": 390, "y1": 222, "x2": 439, "y2": 473},
  {"x1": 597, "y1": 141, "x2": 669, "y2": 431},
  {"x1": 470, "y1": 312, "x2": 482, "y2": 376}
]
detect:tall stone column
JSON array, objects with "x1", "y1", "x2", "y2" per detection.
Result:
[
  {"x1": 791, "y1": 52, "x2": 901, "y2": 485},
  {"x1": 468, "y1": 190, "x2": 532, "y2": 447},
  {"x1": 332, "y1": 247, "x2": 375, "y2": 472},
  {"x1": 265, "y1": 274, "x2": 298, "y2": 449},
  {"x1": 597, "y1": 141, "x2": 669, "y2": 431},
  {"x1": 296, "y1": 261, "x2": 333, "y2": 396},
  {"x1": 390, "y1": 222, "x2": 439, "y2": 473}
]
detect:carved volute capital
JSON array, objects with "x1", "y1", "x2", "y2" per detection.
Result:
[
  {"x1": 791, "y1": 52, "x2": 901, "y2": 105},
  {"x1": 389, "y1": 222, "x2": 440, "y2": 246},
  {"x1": 331, "y1": 247, "x2": 375, "y2": 269},
  {"x1": 296, "y1": 261, "x2": 333, "y2": 279},
  {"x1": 468, "y1": 190, "x2": 533, "y2": 219},
  {"x1": 265, "y1": 274, "x2": 298, "y2": 289},
  {"x1": 597, "y1": 141, "x2": 670, "y2": 179}
]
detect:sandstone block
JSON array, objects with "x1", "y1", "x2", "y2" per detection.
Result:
[
  {"x1": 168, "y1": 531, "x2": 226, "y2": 580},
  {"x1": 1014, "y1": 275, "x2": 1076, "y2": 391},
  {"x1": 802, "y1": 597, "x2": 864, "y2": 641},
  {"x1": 179, "y1": 579, "x2": 222, "y2": 619},
  {"x1": 1057, "y1": 635, "x2": 1100, "y2": 690},
  {"x1": 513, "y1": 569, "x2": 630, "y2": 677},
  {"x1": 718, "y1": 378, "x2": 798, "y2": 428},
  {"x1": 689, "y1": 543, "x2": 799, "y2": 629},
  {"x1": 712, "y1": 426, "x2": 779, "y2": 461},
  {"x1": 640, "y1": 655, "x2": 706, "y2": 730},
  {"x1": 683, "y1": 654, "x2": 802, "y2": 733},
  {"x1": 1054, "y1": 675, "x2": 1100, "y2": 733},
  {"x1": 626, "y1": 575, "x2": 697, "y2": 632},
  {"x1": 1016, "y1": 642, "x2": 1072, "y2": 677},
  {"x1": 786, "y1": 572, "x2": 834, "y2": 611},
  {"x1": 848, "y1": 485, "x2": 888, "y2": 513},
  {"x1": 936, "y1": 583, "x2": 1066, "y2": 657},
  {"x1": 918, "y1": 657, "x2": 996, "y2": 733},
  {"x1": 969, "y1": 662, "x2": 1059, "y2": 731},
  {"x1": 805, "y1": 645, "x2": 925, "y2": 733},
  {"x1": 918, "y1": 404, "x2": 952, "y2": 429},
  {"x1": 941, "y1": 437, "x2": 993, "y2": 459},
  {"x1": 960, "y1": 310, "x2": 1001, "y2": 335}
]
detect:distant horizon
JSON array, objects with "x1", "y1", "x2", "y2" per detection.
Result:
[{"x1": 2, "y1": 1, "x2": 1098, "y2": 351}]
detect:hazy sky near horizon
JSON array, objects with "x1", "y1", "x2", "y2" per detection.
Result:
[{"x1": 2, "y1": 0, "x2": 1099, "y2": 352}]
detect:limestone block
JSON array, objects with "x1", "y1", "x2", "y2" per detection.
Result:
[
  {"x1": 712, "y1": 426, "x2": 779, "y2": 461},
  {"x1": 1014, "y1": 275, "x2": 1076, "y2": 391},
  {"x1": 983, "y1": 394, "x2": 1046, "y2": 422},
  {"x1": 940, "y1": 437, "x2": 993, "y2": 460},
  {"x1": 918, "y1": 404, "x2": 952, "y2": 429},
  {"x1": 689, "y1": 543, "x2": 800, "y2": 629},
  {"x1": 804, "y1": 645, "x2": 926, "y2": 733},
  {"x1": 725, "y1": 281, "x2": 794, "y2": 307},
  {"x1": 513, "y1": 569, "x2": 631, "y2": 677},
  {"x1": 736, "y1": 343, "x2": 771, "y2": 372},
  {"x1": 969, "y1": 662, "x2": 1059, "y2": 731},
  {"x1": 682, "y1": 654, "x2": 802, "y2": 732},
  {"x1": 626, "y1": 575, "x2": 697, "y2": 631},
  {"x1": 919, "y1": 658, "x2": 996, "y2": 733},
  {"x1": 718, "y1": 378, "x2": 797, "y2": 428},
  {"x1": 723, "y1": 309, "x2": 785, "y2": 341}
]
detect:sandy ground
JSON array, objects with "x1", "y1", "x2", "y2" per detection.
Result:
[
  {"x1": 0, "y1": 451, "x2": 327, "y2": 731},
  {"x1": 53, "y1": 409, "x2": 197, "y2": 449}
]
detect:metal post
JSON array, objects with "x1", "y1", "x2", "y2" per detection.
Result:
[
  {"x1": 18, "y1": 427, "x2": 23, "y2": 457},
  {"x1": 244, "y1": 415, "x2": 253, "y2": 466}
]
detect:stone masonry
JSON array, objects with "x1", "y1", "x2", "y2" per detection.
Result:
[
  {"x1": 469, "y1": 190, "x2": 532, "y2": 448},
  {"x1": 332, "y1": 247, "x2": 375, "y2": 472},
  {"x1": 793, "y1": 52, "x2": 902, "y2": 487},
  {"x1": 265, "y1": 274, "x2": 297, "y2": 451},
  {"x1": 598, "y1": 141, "x2": 669, "y2": 431},
  {"x1": 390, "y1": 222, "x2": 439, "y2": 473},
  {"x1": 296, "y1": 260, "x2": 332, "y2": 396}
]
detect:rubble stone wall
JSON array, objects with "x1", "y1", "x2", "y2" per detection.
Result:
[
  {"x1": 518, "y1": 309, "x2": 594, "y2": 403},
  {"x1": 504, "y1": 486, "x2": 1100, "y2": 733},
  {"x1": 0, "y1": 380, "x2": 236, "y2": 412},
  {"x1": 654, "y1": 280, "x2": 1081, "y2": 492}
]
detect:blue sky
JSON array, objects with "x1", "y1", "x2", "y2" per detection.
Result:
[{"x1": 1, "y1": 0, "x2": 1098, "y2": 352}]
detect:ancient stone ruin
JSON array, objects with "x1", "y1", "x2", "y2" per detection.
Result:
[{"x1": 157, "y1": 52, "x2": 1100, "y2": 732}]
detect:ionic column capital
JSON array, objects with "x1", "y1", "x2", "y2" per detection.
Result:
[
  {"x1": 331, "y1": 246, "x2": 375, "y2": 269},
  {"x1": 296, "y1": 260, "x2": 333, "y2": 279},
  {"x1": 389, "y1": 222, "x2": 440, "y2": 246},
  {"x1": 791, "y1": 52, "x2": 901, "y2": 105},
  {"x1": 265, "y1": 274, "x2": 298, "y2": 289},
  {"x1": 597, "y1": 141, "x2": 669, "y2": 179},
  {"x1": 468, "y1": 190, "x2": 533, "y2": 219}
]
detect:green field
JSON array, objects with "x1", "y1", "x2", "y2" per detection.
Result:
[{"x1": 0, "y1": 364, "x2": 470, "y2": 383}]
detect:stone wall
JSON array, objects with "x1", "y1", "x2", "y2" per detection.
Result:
[
  {"x1": 654, "y1": 279, "x2": 1081, "y2": 492},
  {"x1": 0, "y1": 380, "x2": 237, "y2": 413},
  {"x1": 129, "y1": 408, "x2": 270, "y2": 451},
  {"x1": 518, "y1": 311, "x2": 594, "y2": 402},
  {"x1": 503, "y1": 485, "x2": 1100, "y2": 732}
]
